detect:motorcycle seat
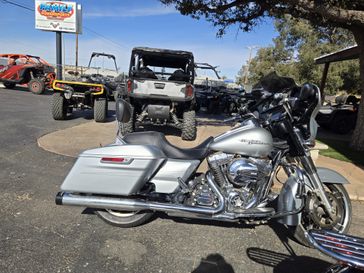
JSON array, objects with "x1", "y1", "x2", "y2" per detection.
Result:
[{"x1": 122, "y1": 131, "x2": 213, "y2": 160}]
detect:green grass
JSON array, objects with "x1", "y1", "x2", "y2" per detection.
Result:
[{"x1": 317, "y1": 138, "x2": 364, "y2": 167}]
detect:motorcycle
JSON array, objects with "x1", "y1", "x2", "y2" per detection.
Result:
[
  {"x1": 55, "y1": 74, "x2": 352, "y2": 246},
  {"x1": 306, "y1": 229, "x2": 364, "y2": 272}
]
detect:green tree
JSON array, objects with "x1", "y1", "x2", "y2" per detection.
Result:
[
  {"x1": 161, "y1": 0, "x2": 364, "y2": 151},
  {"x1": 244, "y1": 16, "x2": 359, "y2": 95}
]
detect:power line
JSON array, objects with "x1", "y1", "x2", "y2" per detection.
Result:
[
  {"x1": 1, "y1": 0, "x2": 128, "y2": 50},
  {"x1": 1, "y1": 0, "x2": 33, "y2": 11}
]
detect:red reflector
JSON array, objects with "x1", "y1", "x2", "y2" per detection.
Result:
[
  {"x1": 127, "y1": 80, "x2": 132, "y2": 93},
  {"x1": 101, "y1": 157, "x2": 125, "y2": 163},
  {"x1": 186, "y1": 84, "x2": 193, "y2": 97}
]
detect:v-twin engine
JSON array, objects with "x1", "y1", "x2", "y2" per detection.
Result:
[{"x1": 205, "y1": 153, "x2": 272, "y2": 211}]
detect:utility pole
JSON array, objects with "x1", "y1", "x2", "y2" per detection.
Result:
[
  {"x1": 75, "y1": 33, "x2": 79, "y2": 74},
  {"x1": 244, "y1": 45, "x2": 259, "y2": 85}
]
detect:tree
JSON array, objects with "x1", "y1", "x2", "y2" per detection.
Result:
[
  {"x1": 242, "y1": 16, "x2": 359, "y2": 95},
  {"x1": 161, "y1": 0, "x2": 364, "y2": 151}
]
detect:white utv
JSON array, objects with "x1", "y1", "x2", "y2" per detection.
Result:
[{"x1": 119, "y1": 47, "x2": 197, "y2": 140}]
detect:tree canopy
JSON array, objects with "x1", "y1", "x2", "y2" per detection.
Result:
[{"x1": 236, "y1": 16, "x2": 360, "y2": 95}]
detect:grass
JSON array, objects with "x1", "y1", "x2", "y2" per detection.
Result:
[{"x1": 317, "y1": 138, "x2": 364, "y2": 167}]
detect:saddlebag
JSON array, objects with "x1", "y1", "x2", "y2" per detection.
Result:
[{"x1": 60, "y1": 144, "x2": 165, "y2": 196}]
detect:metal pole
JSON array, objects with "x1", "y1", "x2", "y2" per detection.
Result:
[
  {"x1": 75, "y1": 33, "x2": 79, "y2": 73},
  {"x1": 56, "y1": 31, "x2": 62, "y2": 80}
]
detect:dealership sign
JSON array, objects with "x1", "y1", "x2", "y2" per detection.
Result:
[{"x1": 35, "y1": 1, "x2": 82, "y2": 33}]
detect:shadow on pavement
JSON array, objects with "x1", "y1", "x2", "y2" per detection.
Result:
[{"x1": 192, "y1": 253, "x2": 235, "y2": 273}]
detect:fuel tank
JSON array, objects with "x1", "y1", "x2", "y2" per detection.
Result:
[{"x1": 210, "y1": 122, "x2": 273, "y2": 158}]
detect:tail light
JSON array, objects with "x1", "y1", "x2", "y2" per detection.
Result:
[
  {"x1": 185, "y1": 84, "x2": 193, "y2": 98},
  {"x1": 127, "y1": 80, "x2": 133, "y2": 93}
]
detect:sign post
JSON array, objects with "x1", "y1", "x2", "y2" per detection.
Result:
[{"x1": 35, "y1": 1, "x2": 82, "y2": 80}]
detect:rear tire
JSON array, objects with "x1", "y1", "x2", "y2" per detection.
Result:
[
  {"x1": 51, "y1": 93, "x2": 67, "y2": 120},
  {"x1": 181, "y1": 110, "x2": 197, "y2": 141},
  {"x1": 28, "y1": 78, "x2": 45, "y2": 95},
  {"x1": 119, "y1": 105, "x2": 135, "y2": 136},
  {"x1": 3, "y1": 82, "x2": 16, "y2": 89},
  {"x1": 331, "y1": 115, "x2": 355, "y2": 134},
  {"x1": 289, "y1": 184, "x2": 352, "y2": 247},
  {"x1": 94, "y1": 98, "x2": 108, "y2": 122},
  {"x1": 95, "y1": 209, "x2": 153, "y2": 228}
]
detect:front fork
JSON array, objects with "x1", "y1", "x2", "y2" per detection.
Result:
[{"x1": 298, "y1": 155, "x2": 336, "y2": 220}]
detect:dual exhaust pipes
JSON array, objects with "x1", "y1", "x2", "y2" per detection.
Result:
[{"x1": 56, "y1": 173, "x2": 225, "y2": 217}]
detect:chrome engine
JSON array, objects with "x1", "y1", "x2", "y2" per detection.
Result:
[{"x1": 187, "y1": 153, "x2": 272, "y2": 211}]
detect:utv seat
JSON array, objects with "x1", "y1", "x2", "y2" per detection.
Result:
[
  {"x1": 135, "y1": 67, "x2": 158, "y2": 79},
  {"x1": 123, "y1": 131, "x2": 213, "y2": 160},
  {"x1": 168, "y1": 69, "x2": 189, "y2": 82}
]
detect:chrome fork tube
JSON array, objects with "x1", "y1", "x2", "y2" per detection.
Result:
[{"x1": 299, "y1": 155, "x2": 336, "y2": 218}]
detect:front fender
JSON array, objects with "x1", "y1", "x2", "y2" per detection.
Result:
[{"x1": 316, "y1": 167, "x2": 349, "y2": 184}]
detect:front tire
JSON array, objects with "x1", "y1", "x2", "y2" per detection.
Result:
[
  {"x1": 290, "y1": 184, "x2": 352, "y2": 247},
  {"x1": 94, "y1": 98, "x2": 108, "y2": 122},
  {"x1": 181, "y1": 110, "x2": 197, "y2": 141},
  {"x1": 28, "y1": 78, "x2": 45, "y2": 95},
  {"x1": 51, "y1": 93, "x2": 67, "y2": 120},
  {"x1": 95, "y1": 209, "x2": 153, "y2": 228}
]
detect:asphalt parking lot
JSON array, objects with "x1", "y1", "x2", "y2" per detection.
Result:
[{"x1": 1, "y1": 87, "x2": 364, "y2": 273}]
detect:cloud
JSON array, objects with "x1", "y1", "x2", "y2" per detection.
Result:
[{"x1": 84, "y1": 5, "x2": 177, "y2": 18}]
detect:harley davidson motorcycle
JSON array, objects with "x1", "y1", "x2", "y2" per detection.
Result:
[{"x1": 55, "y1": 75, "x2": 352, "y2": 246}]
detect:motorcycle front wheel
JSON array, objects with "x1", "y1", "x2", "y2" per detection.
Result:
[
  {"x1": 95, "y1": 209, "x2": 154, "y2": 228},
  {"x1": 289, "y1": 183, "x2": 352, "y2": 247}
]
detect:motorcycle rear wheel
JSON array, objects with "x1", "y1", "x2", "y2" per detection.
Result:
[
  {"x1": 289, "y1": 184, "x2": 352, "y2": 247},
  {"x1": 95, "y1": 209, "x2": 154, "y2": 228}
]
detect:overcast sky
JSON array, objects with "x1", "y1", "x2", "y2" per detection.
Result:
[{"x1": 0, "y1": 0, "x2": 277, "y2": 80}]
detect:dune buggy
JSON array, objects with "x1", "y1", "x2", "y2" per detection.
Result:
[
  {"x1": 120, "y1": 47, "x2": 197, "y2": 140},
  {"x1": 0, "y1": 54, "x2": 55, "y2": 94}
]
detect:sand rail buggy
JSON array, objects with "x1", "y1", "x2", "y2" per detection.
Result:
[
  {"x1": 52, "y1": 79, "x2": 108, "y2": 122},
  {"x1": 120, "y1": 47, "x2": 197, "y2": 140},
  {"x1": 66, "y1": 52, "x2": 126, "y2": 101},
  {"x1": 0, "y1": 54, "x2": 55, "y2": 94}
]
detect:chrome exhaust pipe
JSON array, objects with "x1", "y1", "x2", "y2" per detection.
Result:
[{"x1": 56, "y1": 173, "x2": 225, "y2": 216}]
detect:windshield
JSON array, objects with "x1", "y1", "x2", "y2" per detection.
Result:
[{"x1": 253, "y1": 71, "x2": 297, "y2": 93}]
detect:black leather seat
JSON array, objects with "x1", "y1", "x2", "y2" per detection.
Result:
[{"x1": 123, "y1": 131, "x2": 213, "y2": 160}]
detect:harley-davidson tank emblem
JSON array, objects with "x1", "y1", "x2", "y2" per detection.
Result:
[{"x1": 240, "y1": 139, "x2": 270, "y2": 145}]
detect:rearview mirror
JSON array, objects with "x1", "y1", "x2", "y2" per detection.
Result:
[{"x1": 115, "y1": 99, "x2": 132, "y2": 123}]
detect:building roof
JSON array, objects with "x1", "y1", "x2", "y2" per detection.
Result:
[{"x1": 315, "y1": 45, "x2": 360, "y2": 64}]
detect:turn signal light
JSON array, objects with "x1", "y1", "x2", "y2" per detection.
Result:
[{"x1": 101, "y1": 157, "x2": 125, "y2": 163}]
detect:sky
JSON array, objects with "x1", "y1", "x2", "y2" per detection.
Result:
[{"x1": 0, "y1": 0, "x2": 277, "y2": 80}]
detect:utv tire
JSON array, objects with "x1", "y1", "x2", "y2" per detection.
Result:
[
  {"x1": 51, "y1": 93, "x2": 67, "y2": 120},
  {"x1": 3, "y1": 82, "x2": 16, "y2": 89},
  {"x1": 181, "y1": 110, "x2": 197, "y2": 141},
  {"x1": 95, "y1": 209, "x2": 154, "y2": 228},
  {"x1": 28, "y1": 78, "x2": 45, "y2": 95},
  {"x1": 119, "y1": 105, "x2": 135, "y2": 135},
  {"x1": 94, "y1": 98, "x2": 108, "y2": 122}
]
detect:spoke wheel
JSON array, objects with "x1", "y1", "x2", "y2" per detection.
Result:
[{"x1": 289, "y1": 184, "x2": 352, "y2": 247}]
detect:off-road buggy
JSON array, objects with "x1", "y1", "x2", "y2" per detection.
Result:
[
  {"x1": 316, "y1": 94, "x2": 359, "y2": 134},
  {"x1": 51, "y1": 52, "x2": 125, "y2": 122},
  {"x1": 194, "y1": 63, "x2": 228, "y2": 114},
  {"x1": 0, "y1": 54, "x2": 55, "y2": 94},
  {"x1": 120, "y1": 47, "x2": 197, "y2": 140}
]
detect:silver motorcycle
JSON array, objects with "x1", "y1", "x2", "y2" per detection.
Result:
[{"x1": 55, "y1": 78, "x2": 352, "y2": 246}]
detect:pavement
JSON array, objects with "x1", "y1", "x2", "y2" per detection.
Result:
[
  {"x1": 38, "y1": 118, "x2": 364, "y2": 201},
  {"x1": 1, "y1": 86, "x2": 364, "y2": 273}
]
